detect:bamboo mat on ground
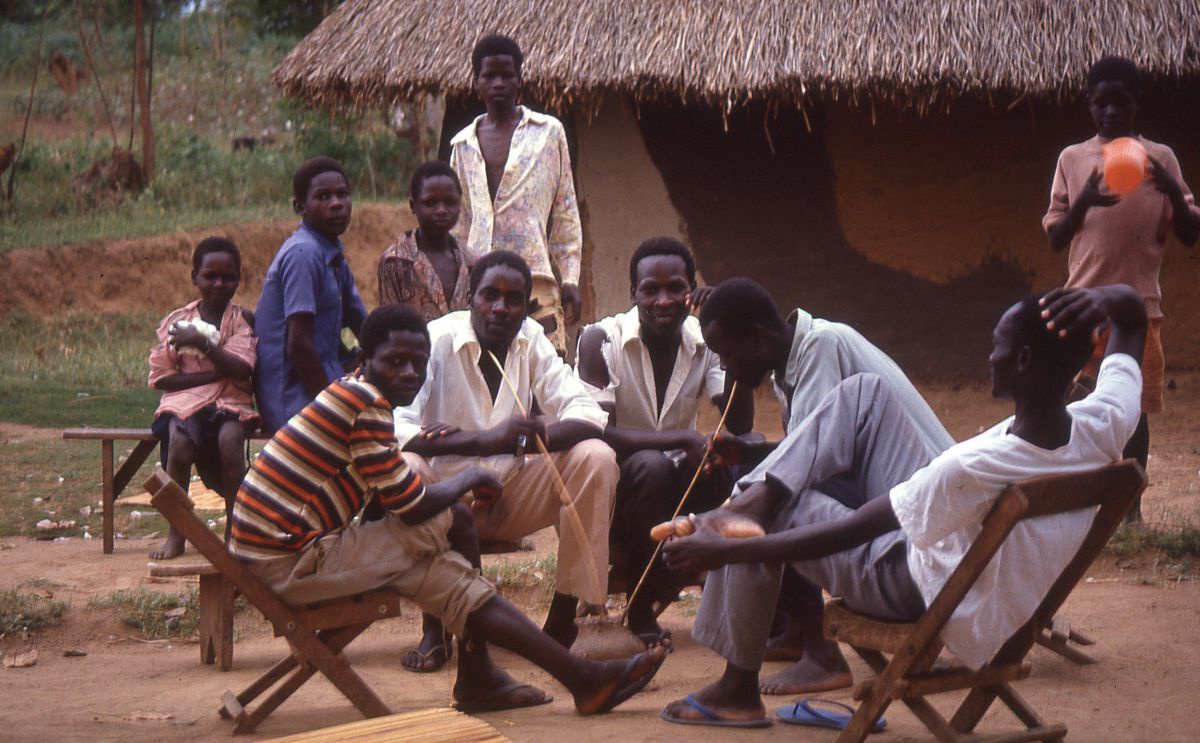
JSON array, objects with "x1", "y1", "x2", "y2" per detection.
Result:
[
  {"x1": 262, "y1": 707, "x2": 510, "y2": 742},
  {"x1": 116, "y1": 480, "x2": 226, "y2": 511}
]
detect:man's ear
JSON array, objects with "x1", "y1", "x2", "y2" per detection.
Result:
[
  {"x1": 357, "y1": 347, "x2": 369, "y2": 369},
  {"x1": 292, "y1": 197, "x2": 304, "y2": 216},
  {"x1": 1016, "y1": 345, "x2": 1034, "y2": 373}
]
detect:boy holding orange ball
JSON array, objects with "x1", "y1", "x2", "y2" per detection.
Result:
[{"x1": 1042, "y1": 56, "x2": 1200, "y2": 521}]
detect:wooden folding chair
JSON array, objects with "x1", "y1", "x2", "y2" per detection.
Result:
[
  {"x1": 822, "y1": 460, "x2": 1146, "y2": 743},
  {"x1": 144, "y1": 469, "x2": 404, "y2": 734}
]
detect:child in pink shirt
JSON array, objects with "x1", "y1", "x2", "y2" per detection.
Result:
[
  {"x1": 1042, "y1": 56, "x2": 1200, "y2": 521},
  {"x1": 147, "y1": 237, "x2": 258, "y2": 558}
]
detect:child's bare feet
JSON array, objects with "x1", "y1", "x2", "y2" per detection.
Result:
[{"x1": 149, "y1": 528, "x2": 186, "y2": 560}]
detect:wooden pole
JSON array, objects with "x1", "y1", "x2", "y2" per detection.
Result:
[
  {"x1": 76, "y1": 1, "x2": 118, "y2": 148},
  {"x1": 5, "y1": 3, "x2": 50, "y2": 202},
  {"x1": 133, "y1": 0, "x2": 154, "y2": 181}
]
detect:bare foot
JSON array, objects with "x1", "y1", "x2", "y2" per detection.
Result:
[
  {"x1": 759, "y1": 655, "x2": 853, "y2": 695},
  {"x1": 149, "y1": 529, "x2": 186, "y2": 560},
  {"x1": 763, "y1": 624, "x2": 805, "y2": 662},
  {"x1": 574, "y1": 645, "x2": 668, "y2": 716}
]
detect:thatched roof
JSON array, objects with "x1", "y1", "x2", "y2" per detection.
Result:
[{"x1": 273, "y1": 0, "x2": 1200, "y2": 113}]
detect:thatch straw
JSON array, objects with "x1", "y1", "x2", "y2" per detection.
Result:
[{"x1": 273, "y1": 0, "x2": 1200, "y2": 114}]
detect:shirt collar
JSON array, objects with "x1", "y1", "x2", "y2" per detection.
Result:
[
  {"x1": 298, "y1": 222, "x2": 345, "y2": 265},
  {"x1": 451, "y1": 105, "x2": 539, "y2": 147},
  {"x1": 617, "y1": 306, "x2": 705, "y2": 356},
  {"x1": 783, "y1": 308, "x2": 815, "y2": 386},
  {"x1": 448, "y1": 311, "x2": 532, "y2": 357}
]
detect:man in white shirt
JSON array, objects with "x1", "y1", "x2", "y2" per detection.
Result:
[
  {"x1": 397, "y1": 251, "x2": 617, "y2": 666},
  {"x1": 657, "y1": 284, "x2": 1146, "y2": 727},
  {"x1": 576, "y1": 238, "x2": 754, "y2": 647}
]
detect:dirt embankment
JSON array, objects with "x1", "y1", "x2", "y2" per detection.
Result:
[{"x1": 0, "y1": 204, "x2": 417, "y2": 318}]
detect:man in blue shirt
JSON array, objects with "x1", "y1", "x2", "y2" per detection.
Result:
[{"x1": 255, "y1": 157, "x2": 369, "y2": 432}]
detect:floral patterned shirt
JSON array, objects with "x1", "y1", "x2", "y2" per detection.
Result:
[
  {"x1": 377, "y1": 230, "x2": 471, "y2": 322},
  {"x1": 450, "y1": 106, "x2": 582, "y2": 285}
]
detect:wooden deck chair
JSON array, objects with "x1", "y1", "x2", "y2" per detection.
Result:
[
  {"x1": 144, "y1": 469, "x2": 404, "y2": 734},
  {"x1": 822, "y1": 460, "x2": 1146, "y2": 743}
]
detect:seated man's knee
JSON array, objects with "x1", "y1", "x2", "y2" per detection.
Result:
[
  {"x1": 572, "y1": 438, "x2": 618, "y2": 472},
  {"x1": 620, "y1": 449, "x2": 675, "y2": 488}
]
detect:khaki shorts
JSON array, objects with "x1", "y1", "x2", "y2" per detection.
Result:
[
  {"x1": 1081, "y1": 317, "x2": 1164, "y2": 414},
  {"x1": 246, "y1": 509, "x2": 495, "y2": 636}
]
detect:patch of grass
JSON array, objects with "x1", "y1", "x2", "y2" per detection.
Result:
[
  {"x1": 0, "y1": 435, "x2": 165, "y2": 539},
  {"x1": 1109, "y1": 523, "x2": 1200, "y2": 560},
  {"x1": 89, "y1": 587, "x2": 200, "y2": 640},
  {"x1": 0, "y1": 589, "x2": 68, "y2": 637},
  {"x1": 483, "y1": 553, "x2": 558, "y2": 604},
  {"x1": 0, "y1": 311, "x2": 160, "y2": 428},
  {"x1": 0, "y1": 202, "x2": 292, "y2": 253}
]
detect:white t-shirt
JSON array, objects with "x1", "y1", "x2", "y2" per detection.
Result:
[{"x1": 889, "y1": 354, "x2": 1141, "y2": 668}]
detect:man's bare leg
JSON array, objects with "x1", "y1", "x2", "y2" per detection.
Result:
[
  {"x1": 542, "y1": 591, "x2": 580, "y2": 648},
  {"x1": 759, "y1": 609, "x2": 851, "y2": 695},
  {"x1": 150, "y1": 424, "x2": 193, "y2": 560},
  {"x1": 456, "y1": 595, "x2": 667, "y2": 714}
]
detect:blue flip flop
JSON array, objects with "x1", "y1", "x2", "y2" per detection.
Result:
[
  {"x1": 776, "y1": 698, "x2": 886, "y2": 732},
  {"x1": 661, "y1": 694, "x2": 773, "y2": 728}
]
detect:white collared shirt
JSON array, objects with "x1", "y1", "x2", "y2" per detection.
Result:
[
  {"x1": 580, "y1": 307, "x2": 725, "y2": 432},
  {"x1": 395, "y1": 311, "x2": 607, "y2": 481}
]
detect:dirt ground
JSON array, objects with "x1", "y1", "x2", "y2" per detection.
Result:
[{"x1": 2, "y1": 375, "x2": 1198, "y2": 742}]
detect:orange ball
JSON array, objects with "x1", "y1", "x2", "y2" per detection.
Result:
[{"x1": 1102, "y1": 137, "x2": 1148, "y2": 196}]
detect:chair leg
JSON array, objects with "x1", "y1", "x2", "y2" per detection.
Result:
[
  {"x1": 950, "y1": 685, "x2": 1001, "y2": 733},
  {"x1": 198, "y1": 574, "x2": 237, "y2": 670},
  {"x1": 227, "y1": 624, "x2": 381, "y2": 734}
]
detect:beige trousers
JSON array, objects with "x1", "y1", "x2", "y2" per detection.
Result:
[
  {"x1": 405, "y1": 439, "x2": 618, "y2": 604},
  {"x1": 245, "y1": 509, "x2": 496, "y2": 636}
]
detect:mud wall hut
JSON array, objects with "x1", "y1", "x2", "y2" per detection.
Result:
[{"x1": 274, "y1": 0, "x2": 1200, "y2": 378}]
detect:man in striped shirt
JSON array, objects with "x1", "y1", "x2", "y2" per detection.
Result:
[{"x1": 232, "y1": 304, "x2": 665, "y2": 714}]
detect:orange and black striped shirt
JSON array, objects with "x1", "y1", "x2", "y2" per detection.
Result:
[{"x1": 231, "y1": 374, "x2": 424, "y2": 559}]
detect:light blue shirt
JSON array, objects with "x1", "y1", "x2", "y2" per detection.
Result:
[{"x1": 254, "y1": 223, "x2": 367, "y2": 432}]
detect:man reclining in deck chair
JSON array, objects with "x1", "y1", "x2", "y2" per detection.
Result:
[
  {"x1": 230, "y1": 303, "x2": 665, "y2": 715},
  {"x1": 656, "y1": 284, "x2": 1145, "y2": 728}
]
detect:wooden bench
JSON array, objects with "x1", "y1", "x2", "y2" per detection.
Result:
[
  {"x1": 149, "y1": 559, "x2": 237, "y2": 670},
  {"x1": 62, "y1": 427, "x2": 268, "y2": 554}
]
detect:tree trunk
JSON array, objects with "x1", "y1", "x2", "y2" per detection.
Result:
[{"x1": 133, "y1": 0, "x2": 154, "y2": 181}]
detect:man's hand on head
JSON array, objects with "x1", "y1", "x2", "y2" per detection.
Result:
[{"x1": 1039, "y1": 288, "x2": 1109, "y2": 340}]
